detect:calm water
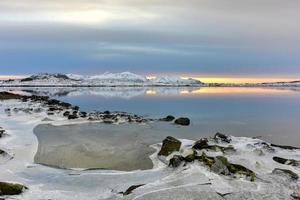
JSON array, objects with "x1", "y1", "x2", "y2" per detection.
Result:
[
  {"x1": 55, "y1": 87, "x2": 300, "y2": 145},
  {"x1": 5, "y1": 87, "x2": 300, "y2": 170}
]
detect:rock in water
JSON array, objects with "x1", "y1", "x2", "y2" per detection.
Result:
[
  {"x1": 169, "y1": 155, "x2": 184, "y2": 168},
  {"x1": 0, "y1": 182, "x2": 27, "y2": 195},
  {"x1": 174, "y1": 117, "x2": 190, "y2": 126},
  {"x1": 272, "y1": 168, "x2": 299, "y2": 180},
  {"x1": 193, "y1": 138, "x2": 209, "y2": 150},
  {"x1": 158, "y1": 136, "x2": 181, "y2": 156},
  {"x1": 160, "y1": 115, "x2": 175, "y2": 122},
  {"x1": 273, "y1": 156, "x2": 300, "y2": 166},
  {"x1": 214, "y1": 132, "x2": 231, "y2": 143},
  {"x1": 119, "y1": 184, "x2": 145, "y2": 196}
]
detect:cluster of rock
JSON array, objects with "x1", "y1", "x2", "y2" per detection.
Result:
[
  {"x1": 158, "y1": 134, "x2": 255, "y2": 181},
  {"x1": 0, "y1": 127, "x2": 27, "y2": 197},
  {"x1": 1, "y1": 92, "x2": 191, "y2": 126},
  {"x1": 158, "y1": 133, "x2": 300, "y2": 185}
]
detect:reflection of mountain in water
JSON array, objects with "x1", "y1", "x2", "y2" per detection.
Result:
[{"x1": 1, "y1": 87, "x2": 203, "y2": 99}]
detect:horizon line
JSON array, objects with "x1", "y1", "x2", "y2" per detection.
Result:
[{"x1": 0, "y1": 74, "x2": 299, "y2": 84}]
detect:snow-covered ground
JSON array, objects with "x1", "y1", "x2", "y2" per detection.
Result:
[
  {"x1": 0, "y1": 72, "x2": 203, "y2": 87},
  {"x1": 1, "y1": 99, "x2": 300, "y2": 199}
]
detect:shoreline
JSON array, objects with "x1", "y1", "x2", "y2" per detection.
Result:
[{"x1": 1, "y1": 92, "x2": 300, "y2": 199}]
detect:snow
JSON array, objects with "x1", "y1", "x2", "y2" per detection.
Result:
[
  {"x1": 0, "y1": 72, "x2": 203, "y2": 87},
  {"x1": 1, "y1": 100, "x2": 300, "y2": 199}
]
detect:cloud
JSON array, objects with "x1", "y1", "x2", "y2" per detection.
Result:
[{"x1": 0, "y1": 0, "x2": 299, "y2": 75}]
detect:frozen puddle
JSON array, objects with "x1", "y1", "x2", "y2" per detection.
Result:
[{"x1": 33, "y1": 123, "x2": 156, "y2": 171}]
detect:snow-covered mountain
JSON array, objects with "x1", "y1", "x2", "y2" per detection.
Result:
[
  {"x1": 0, "y1": 72, "x2": 203, "y2": 87},
  {"x1": 151, "y1": 76, "x2": 201, "y2": 85}
]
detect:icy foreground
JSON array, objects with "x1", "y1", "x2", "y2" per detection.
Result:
[
  {"x1": 0, "y1": 72, "x2": 203, "y2": 87},
  {"x1": 1, "y1": 98, "x2": 300, "y2": 199}
]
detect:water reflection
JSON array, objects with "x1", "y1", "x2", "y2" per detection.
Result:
[{"x1": 1, "y1": 86, "x2": 299, "y2": 99}]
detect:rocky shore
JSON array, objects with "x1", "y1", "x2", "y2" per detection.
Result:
[
  {"x1": 0, "y1": 91, "x2": 190, "y2": 126},
  {"x1": 1, "y1": 91, "x2": 300, "y2": 199}
]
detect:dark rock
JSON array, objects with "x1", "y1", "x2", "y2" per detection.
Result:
[
  {"x1": 0, "y1": 182, "x2": 27, "y2": 196},
  {"x1": 119, "y1": 184, "x2": 145, "y2": 196},
  {"x1": 80, "y1": 112, "x2": 87, "y2": 118},
  {"x1": 59, "y1": 102, "x2": 72, "y2": 108},
  {"x1": 20, "y1": 77, "x2": 34, "y2": 82},
  {"x1": 193, "y1": 138, "x2": 209, "y2": 150},
  {"x1": 48, "y1": 107, "x2": 57, "y2": 112},
  {"x1": 160, "y1": 115, "x2": 175, "y2": 122},
  {"x1": 169, "y1": 155, "x2": 184, "y2": 168},
  {"x1": 197, "y1": 154, "x2": 255, "y2": 181},
  {"x1": 214, "y1": 132, "x2": 231, "y2": 143},
  {"x1": 158, "y1": 136, "x2": 181, "y2": 156},
  {"x1": 273, "y1": 157, "x2": 299, "y2": 166},
  {"x1": 68, "y1": 114, "x2": 78, "y2": 120},
  {"x1": 63, "y1": 111, "x2": 70, "y2": 117},
  {"x1": 174, "y1": 117, "x2": 190, "y2": 126},
  {"x1": 104, "y1": 110, "x2": 110, "y2": 115},
  {"x1": 272, "y1": 168, "x2": 299, "y2": 180},
  {"x1": 47, "y1": 99, "x2": 61, "y2": 105},
  {"x1": 73, "y1": 106, "x2": 80, "y2": 111},
  {"x1": 270, "y1": 143, "x2": 300, "y2": 150},
  {"x1": 0, "y1": 92, "x2": 23, "y2": 100}
]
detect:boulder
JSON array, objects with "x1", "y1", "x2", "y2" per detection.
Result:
[
  {"x1": 80, "y1": 112, "x2": 87, "y2": 118},
  {"x1": 193, "y1": 138, "x2": 209, "y2": 150},
  {"x1": 197, "y1": 154, "x2": 255, "y2": 181},
  {"x1": 0, "y1": 92, "x2": 23, "y2": 100},
  {"x1": 174, "y1": 117, "x2": 190, "y2": 126},
  {"x1": 160, "y1": 115, "x2": 175, "y2": 122},
  {"x1": 158, "y1": 136, "x2": 181, "y2": 156},
  {"x1": 68, "y1": 114, "x2": 78, "y2": 120},
  {"x1": 214, "y1": 132, "x2": 231, "y2": 143},
  {"x1": 273, "y1": 156, "x2": 299, "y2": 166},
  {"x1": 169, "y1": 155, "x2": 184, "y2": 168},
  {"x1": 270, "y1": 143, "x2": 300, "y2": 150},
  {"x1": 63, "y1": 111, "x2": 70, "y2": 117},
  {"x1": 0, "y1": 182, "x2": 27, "y2": 196},
  {"x1": 73, "y1": 106, "x2": 80, "y2": 111},
  {"x1": 272, "y1": 168, "x2": 298, "y2": 180}
]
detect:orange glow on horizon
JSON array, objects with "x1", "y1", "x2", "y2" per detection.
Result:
[
  {"x1": 183, "y1": 76, "x2": 299, "y2": 84},
  {"x1": 146, "y1": 74, "x2": 299, "y2": 84},
  {"x1": 0, "y1": 75, "x2": 25, "y2": 80}
]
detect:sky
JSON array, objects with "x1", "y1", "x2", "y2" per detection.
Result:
[{"x1": 0, "y1": 0, "x2": 299, "y2": 82}]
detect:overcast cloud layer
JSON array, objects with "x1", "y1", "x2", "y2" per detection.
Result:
[{"x1": 0, "y1": 0, "x2": 299, "y2": 75}]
